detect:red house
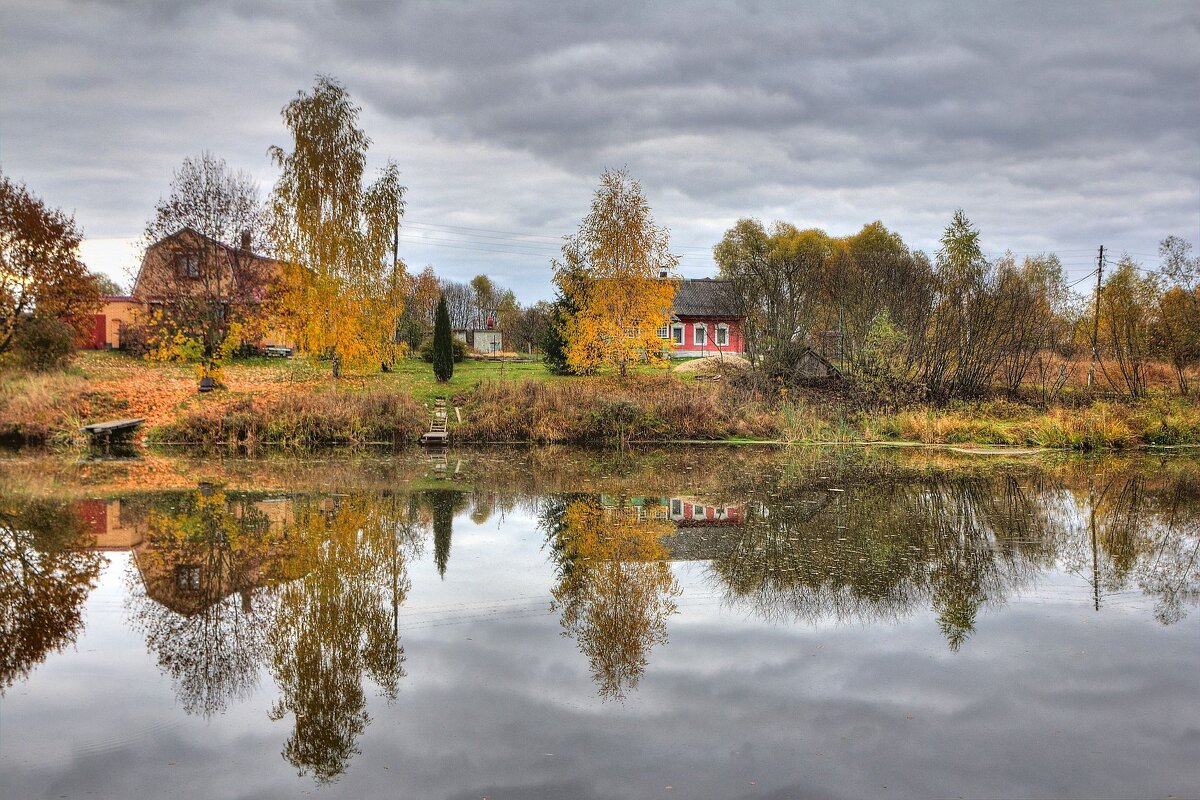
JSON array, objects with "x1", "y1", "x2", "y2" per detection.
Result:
[{"x1": 661, "y1": 278, "x2": 746, "y2": 358}]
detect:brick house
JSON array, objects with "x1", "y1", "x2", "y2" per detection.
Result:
[{"x1": 661, "y1": 278, "x2": 746, "y2": 358}]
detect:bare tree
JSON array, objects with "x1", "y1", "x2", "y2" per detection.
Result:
[{"x1": 137, "y1": 152, "x2": 272, "y2": 372}]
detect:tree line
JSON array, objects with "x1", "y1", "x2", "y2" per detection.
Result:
[
  {"x1": 2, "y1": 72, "x2": 1196, "y2": 400},
  {"x1": 715, "y1": 211, "x2": 1200, "y2": 400}
]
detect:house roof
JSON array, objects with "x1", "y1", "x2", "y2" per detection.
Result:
[
  {"x1": 672, "y1": 278, "x2": 742, "y2": 318},
  {"x1": 132, "y1": 227, "x2": 277, "y2": 298}
]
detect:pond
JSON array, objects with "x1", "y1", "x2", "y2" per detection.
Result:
[{"x1": 1, "y1": 447, "x2": 1197, "y2": 799}]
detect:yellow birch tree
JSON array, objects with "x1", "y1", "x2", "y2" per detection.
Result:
[
  {"x1": 553, "y1": 168, "x2": 678, "y2": 376},
  {"x1": 269, "y1": 76, "x2": 407, "y2": 377}
]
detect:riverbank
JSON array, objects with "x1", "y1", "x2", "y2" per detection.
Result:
[{"x1": 2, "y1": 351, "x2": 1199, "y2": 450}]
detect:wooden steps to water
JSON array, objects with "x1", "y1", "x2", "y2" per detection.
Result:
[{"x1": 420, "y1": 398, "x2": 451, "y2": 445}]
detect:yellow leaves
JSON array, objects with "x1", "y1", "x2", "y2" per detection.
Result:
[
  {"x1": 550, "y1": 498, "x2": 680, "y2": 700},
  {"x1": 554, "y1": 169, "x2": 679, "y2": 377}
]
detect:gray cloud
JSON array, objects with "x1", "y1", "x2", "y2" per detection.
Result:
[{"x1": 2, "y1": 0, "x2": 1197, "y2": 299}]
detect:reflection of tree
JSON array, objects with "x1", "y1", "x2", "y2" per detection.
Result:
[
  {"x1": 126, "y1": 488, "x2": 298, "y2": 717},
  {"x1": 268, "y1": 494, "x2": 417, "y2": 784},
  {"x1": 708, "y1": 476, "x2": 1053, "y2": 651},
  {"x1": 1063, "y1": 469, "x2": 1200, "y2": 624},
  {"x1": 0, "y1": 497, "x2": 103, "y2": 691},
  {"x1": 546, "y1": 497, "x2": 680, "y2": 700},
  {"x1": 426, "y1": 490, "x2": 463, "y2": 579}
]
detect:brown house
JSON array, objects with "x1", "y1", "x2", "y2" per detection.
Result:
[{"x1": 88, "y1": 227, "x2": 290, "y2": 350}]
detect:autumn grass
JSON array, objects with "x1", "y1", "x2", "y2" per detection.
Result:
[
  {"x1": 6, "y1": 351, "x2": 1200, "y2": 450},
  {"x1": 860, "y1": 398, "x2": 1200, "y2": 450},
  {"x1": 0, "y1": 369, "x2": 128, "y2": 446},
  {"x1": 457, "y1": 376, "x2": 778, "y2": 443},
  {"x1": 149, "y1": 390, "x2": 427, "y2": 446}
]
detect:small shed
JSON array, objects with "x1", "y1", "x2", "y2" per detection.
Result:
[{"x1": 791, "y1": 347, "x2": 843, "y2": 381}]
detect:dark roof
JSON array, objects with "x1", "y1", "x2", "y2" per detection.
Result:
[{"x1": 672, "y1": 278, "x2": 742, "y2": 318}]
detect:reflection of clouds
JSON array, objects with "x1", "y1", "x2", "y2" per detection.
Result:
[{"x1": 4, "y1": 456, "x2": 1200, "y2": 797}]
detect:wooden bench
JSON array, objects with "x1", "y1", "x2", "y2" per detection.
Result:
[{"x1": 263, "y1": 346, "x2": 293, "y2": 358}]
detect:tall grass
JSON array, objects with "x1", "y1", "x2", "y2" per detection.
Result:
[
  {"x1": 458, "y1": 377, "x2": 777, "y2": 443},
  {"x1": 150, "y1": 390, "x2": 427, "y2": 447},
  {"x1": 866, "y1": 399, "x2": 1200, "y2": 450},
  {"x1": 0, "y1": 371, "x2": 125, "y2": 446}
]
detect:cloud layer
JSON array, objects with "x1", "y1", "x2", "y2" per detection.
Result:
[{"x1": 3, "y1": 0, "x2": 1198, "y2": 298}]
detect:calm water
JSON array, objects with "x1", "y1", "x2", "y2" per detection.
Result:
[{"x1": 1, "y1": 447, "x2": 1197, "y2": 799}]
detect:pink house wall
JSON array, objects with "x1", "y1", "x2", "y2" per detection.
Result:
[{"x1": 670, "y1": 316, "x2": 746, "y2": 357}]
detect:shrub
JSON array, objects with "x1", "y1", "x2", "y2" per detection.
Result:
[
  {"x1": 418, "y1": 336, "x2": 465, "y2": 363},
  {"x1": 457, "y1": 376, "x2": 777, "y2": 443},
  {"x1": 11, "y1": 315, "x2": 76, "y2": 371}
]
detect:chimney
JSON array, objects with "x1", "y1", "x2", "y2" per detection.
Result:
[{"x1": 240, "y1": 230, "x2": 252, "y2": 251}]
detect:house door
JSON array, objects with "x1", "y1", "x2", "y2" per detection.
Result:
[{"x1": 90, "y1": 314, "x2": 106, "y2": 349}]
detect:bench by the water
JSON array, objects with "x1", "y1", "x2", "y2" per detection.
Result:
[{"x1": 80, "y1": 418, "x2": 145, "y2": 444}]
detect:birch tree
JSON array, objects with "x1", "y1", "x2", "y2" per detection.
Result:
[
  {"x1": 269, "y1": 76, "x2": 407, "y2": 377},
  {"x1": 552, "y1": 168, "x2": 678, "y2": 377}
]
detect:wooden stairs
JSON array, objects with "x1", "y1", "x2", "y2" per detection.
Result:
[{"x1": 420, "y1": 397, "x2": 450, "y2": 446}]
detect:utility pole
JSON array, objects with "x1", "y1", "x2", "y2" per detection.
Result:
[{"x1": 1087, "y1": 245, "x2": 1105, "y2": 388}]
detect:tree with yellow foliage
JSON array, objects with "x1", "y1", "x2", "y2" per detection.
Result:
[
  {"x1": 269, "y1": 76, "x2": 407, "y2": 378},
  {"x1": 553, "y1": 169, "x2": 678, "y2": 376},
  {"x1": 546, "y1": 497, "x2": 680, "y2": 699}
]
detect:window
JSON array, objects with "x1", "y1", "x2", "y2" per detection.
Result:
[
  {"x1": 175, "y1": 565, "x2": 201, "y2": 592},
  {"x1": 670, "y1": 498, "x2": 683, "y2": 516},
  {"x1": 715, "y1": 324, "x2": 729, "y2": 347},
  {"x1": 175, "y1": 252, "x2": 200, "y2": 278},
  {"x1": 694, "y1": 324, "x2": 707, "y2": 346},
  {"x1": 657, "y1": 324, "x2": 670, "y2": 340},
  {"x1": 671, "y1": 325, "x2": 684, "y2": 345}
]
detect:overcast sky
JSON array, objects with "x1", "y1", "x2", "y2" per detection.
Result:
[{"x1": 2, "y1": 0, "x2": 1198, "y2": 300}]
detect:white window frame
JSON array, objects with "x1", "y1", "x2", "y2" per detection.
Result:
[
  {"x1": 693, "y1": 323, "x2": 707, "y2": 347},
  {"x1": 715, "y1": 324, "x2": 729, "y2": 347},
  {"x1": 671, "y1": 325, "x2": 684, "y2": 345},
  {"x1": 656, "y1": 324, "x2": 670, "y2": 340},
  {"x1": 670, "y1": 498, "x2": 683, "y2": 516}
]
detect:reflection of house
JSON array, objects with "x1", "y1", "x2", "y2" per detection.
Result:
[
  {"x1": 660, "y1": 278, "x2": 746, "y2": 358},
  {"x1": 667, "y1": 497, "x2": 745, "y2": 527},
  {"x1": 74, "y1": 498, "x2": 146, "y2": 550},
  {"x1": 74, "y1": 495, "x2": 302, "y2": 616},
  {"x1": 600, "y1": 495, "x2": 744, "y2": 526},
  {"x1": 86, "y1": 227, "x2": 290, "y2": 350}
]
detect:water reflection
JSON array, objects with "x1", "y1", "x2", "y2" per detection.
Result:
[
  {"x1": 119, "y1": 488, "x2": 426, "y2": 782},
  {"x1": 1, "y1": 449, "x2": 1198, "y2": 787},
  {"x1": 267, "y1": 494, "x2": 419, "y2": 783},
  {"x1": 125, "y1": 487, "x2": 297, "y2": 716},
  {"x1": 0, "y1": 496, "x2": 103, "y2": 690},
  {"x1": 545, "y1": 496, "x2": 681, "y2": 700}
]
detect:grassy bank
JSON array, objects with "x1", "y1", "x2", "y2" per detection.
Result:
[
  {"x1": 149, "y1": 390, "x2": 427, "y2": 446},
  {"x1": 3, "y1": 351, "x2": 1200, "y2": 450}
]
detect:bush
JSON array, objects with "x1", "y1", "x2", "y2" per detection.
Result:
[
  {"x1": 11, "y1": 315, "x2": 76, "y2": 371},
  {"x1": 418, "y1": 336, "x2": 465, "y2": 363}
]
